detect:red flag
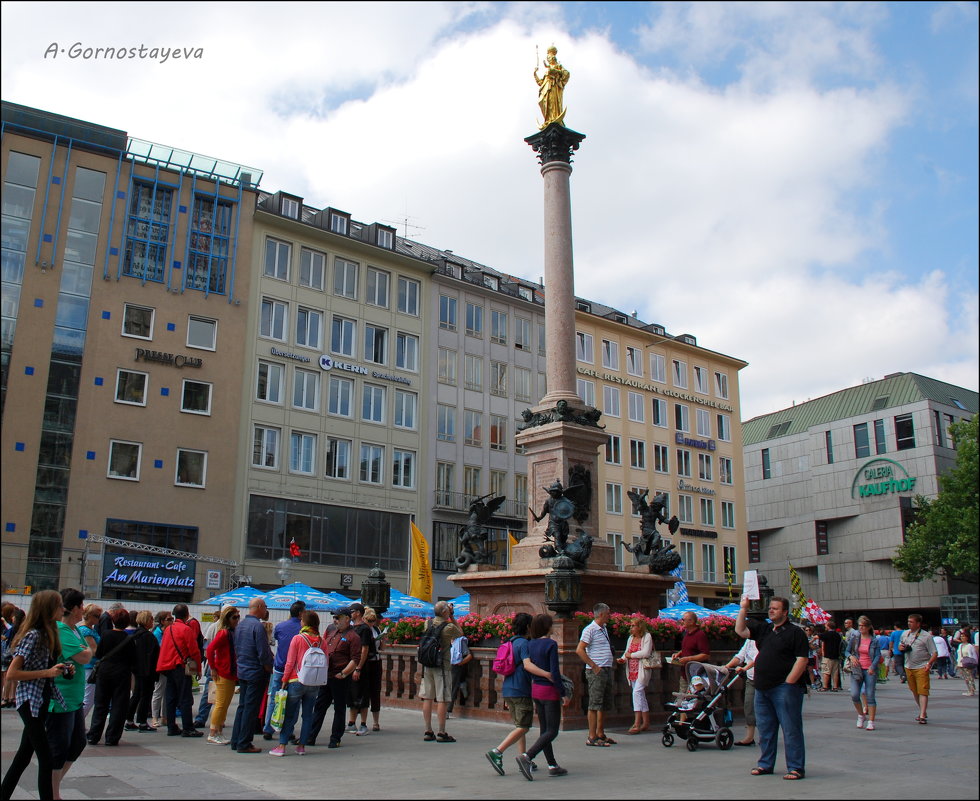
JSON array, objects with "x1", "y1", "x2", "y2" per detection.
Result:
[{"x1": 289, "y1": 538, "x2": 301, "y2": 559}]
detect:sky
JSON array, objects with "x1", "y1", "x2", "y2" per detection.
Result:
[{"x1": 2, "y1": 1, "x2": 977, "y2": 420}]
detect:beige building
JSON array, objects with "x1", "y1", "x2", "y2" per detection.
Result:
[{"x1": 1, "y1": 102, "x2": 258, "y2": 600}]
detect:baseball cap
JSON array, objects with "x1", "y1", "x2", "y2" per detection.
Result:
[
  {"x1": 349, "y1": 602, "x2": 365, "y2": 614},
  {"x1": 333, "y1": 607, "x2": 352, "y2": 618}
]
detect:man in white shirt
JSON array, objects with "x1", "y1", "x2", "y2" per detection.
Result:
[{"x1": 575, "y1": 602, "x2": 615, "y2": 746}]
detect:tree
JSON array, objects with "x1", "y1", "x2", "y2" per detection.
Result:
[{"x1": 893, "y1": 414, "x2": 978, "y2": 582}]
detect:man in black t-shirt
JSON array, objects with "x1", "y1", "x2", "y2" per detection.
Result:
[
  {"x1": 346, "y1": 603, "x2": 376, "y2": 736},
  {"x1": 817, "y1": 625, "x2": 842, "y2": 691},
  {"x1": 735, "y1": 594, "x2": 809, "y2": 781}
]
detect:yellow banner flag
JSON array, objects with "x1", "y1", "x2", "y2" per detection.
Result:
[
  {"x1": 507, "y1": 529, "x2": 519, "y2": 568},
  {"x1": 409, "y1": 521, "x2": 433, "y2": 602}
]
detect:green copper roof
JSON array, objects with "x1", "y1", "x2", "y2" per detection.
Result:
[{"x1": 742, "y1": 373, "x2": 978, "y2": 445}]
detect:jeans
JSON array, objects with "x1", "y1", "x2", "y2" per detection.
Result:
[
  {"x1": 2, "y1": 702, "x2": 54, "y2": 801},
  {"x1": 754, "y1": 682, "x2": 805, "y2": 774},
  {"x1": 263, "y1": 669, "x2": 284, "y2": 733},
  {"x1": 526, "y1": 698, "x2": 561, "y2": 764},
  {"x1": 230, "y1": 675, "x2": 265, "y2": 751},
  {"x1": 310, "y1": 675, "x2": 350, "y2": 745},
  {"x1": 850, "y1": 667, "x2": 877, "y2": 707},
  {"x1": 280, "y1": 681, "x2": 319, "y2": 745},
  {"x1": 164, "y1": 667, "x2": 196, "y2": 734},
  {"x1": 194, "y1": 666, "x2": 213, "y2": 728}
]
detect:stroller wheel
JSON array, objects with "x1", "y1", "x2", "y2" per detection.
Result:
[
  {"x1": 716, "y1": 728, "x2": 734, "y2": 751},
  {"x1": 686, "y1": 737, "x2": 698, "y2": 752},
  {"x1": 662, "y1": 733, "x2": 674, "y2": 747}
]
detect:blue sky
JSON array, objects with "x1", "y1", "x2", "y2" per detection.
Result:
[{"x1": 2, "y1": 1, "x2": 977, "y2": 418}]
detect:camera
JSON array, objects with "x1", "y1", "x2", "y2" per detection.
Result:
[{"x1": 61, "y1": 663, "x2": 75, "y2": 680}]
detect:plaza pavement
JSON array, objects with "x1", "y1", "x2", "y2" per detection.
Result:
[{"x1": 2, "y1": 674, "x2": 977, "y2": 800}]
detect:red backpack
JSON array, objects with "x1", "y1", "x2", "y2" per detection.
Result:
[{"x1": 492, "y1": 639, "x2": 516, "y2": 676}]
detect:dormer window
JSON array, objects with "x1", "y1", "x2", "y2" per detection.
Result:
[
  {"x1": 376, "y1": 227, "x2": 394, "y2": 249},
  {"x1": 613, "y1": 313, "x2": 628, "y2": 324},
  {"x1": 329, "y1": 211, "x2": 349, "y2": 235},
  {"x1": 576, "y1": 301, "x2": 591, "y2": 312},
  {"x1": 445, "y1": 263, "x2": 461, "y2": 279},
  {"x1": 280, "y1": 196, "x2": 300, "y2": 219},
  {"x1": 518, "y1": 286, "x2": 533, "y2": 302},
  {"x1": 483, "y1": 275, "x2": 499, "y2": 291}
]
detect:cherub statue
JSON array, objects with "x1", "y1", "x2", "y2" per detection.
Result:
[
  {"x1": 457, "y1": 493, "x2": 506, "y2": 569},
  {"x1": 623, "y1": 489, "x2": 681, "y2": 573}
]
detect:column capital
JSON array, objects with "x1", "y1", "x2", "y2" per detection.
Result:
[{"x1": 525, "y1": 123, "x2": 586, "y2": 166}]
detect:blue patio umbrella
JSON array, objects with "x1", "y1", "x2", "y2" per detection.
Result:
[
  {"x1": 262, "y1": 581, "x2": 338, "y2": 610},
  {"x1": 712, "y1": 603, "x2": 741, "y2": 618},
  {"x1": 202, "y1": 586, "x2": 264, "y2": 607},
  {"x1": 656, "y1": 601, "x2": 716, "y2": 620},
  {"x1": 447, "y1": 593, "x2": 470, "y2": 616},
  {"x1": 349, "y1": 589, "x2": 435, "y2": 619}
]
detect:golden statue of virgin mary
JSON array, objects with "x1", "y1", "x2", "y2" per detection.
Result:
[{"x1": 534, "y1": 46, "x2": 569, "y2": 129}]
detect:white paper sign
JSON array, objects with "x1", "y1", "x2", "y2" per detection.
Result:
[{"x1": 742, "y1": 569, "x2": 760, "y2": 600}]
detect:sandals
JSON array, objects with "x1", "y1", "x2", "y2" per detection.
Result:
[
  {"x1": 372, "y1": 724, "x2": 381, "y2": 732},
  {"x1": 423, "y1": 730, "x2": 436, "y2": 741},
  {"x1": 585, "y1": 736, "x2": 611, "y2": 747},
  {"x1": 750, "y1": 768, "x2": 773, "y2": 776},
  {"x1": 435, "y1": 731, "x2": 456, "y2": 743},
  {"x1": 598, "y1": 734, "x2": 618, "y2": 744},
  {"x1": 626, "y1": 726, "x2": 641, "y2": 735},
  {"x1": 783, "y1": 770, "x2": 805, "y2": 781}
]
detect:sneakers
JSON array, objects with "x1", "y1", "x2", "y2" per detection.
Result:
[
  {"x1": 856, "y1": 714, "x2": 866, "y2": 728},
  {"x1": 529, "y1": 761, "x2": 538, "y2": 772},
  {"x1": 182, "y1": 729, "x2": 204, "y2": 738},
  {"x1": 269, "y1": 745, "x2": 286, "y2": 757},
  {"x1": 866, "y1": 722, "x2": 875, "y2": 731},
  {"x1": 515, "y1": 754, "x2": 534, "y2": 782},
  {"x1": 486, "y1": 749, "x2": 505, "y2": 776},
  {"x1": 356, "y1": 724, "x2": 370, "y2": 736},
  {"x1": 207, "y1": 734, "x2": 229, "y2": 745},
  {"x1": 125, "y1": 721, "x2": 138, "y2": 731},
  {"x1": 548, "y1": 766, "x2": 568, "y2": 777},
  {"x1": 295, "y1": 746, "x2": 306, "y2": 756},
  {"x1": 346, "y1": 721, "x2": 357, "y2": 733}
]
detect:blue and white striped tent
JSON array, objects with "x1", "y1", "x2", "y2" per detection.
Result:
[
  {"x1": 202, "y1": 586, "x2": 264, "y2": 607},
  {"x1": 657, "y1": 601, "x2": 717, "y2": 620}
]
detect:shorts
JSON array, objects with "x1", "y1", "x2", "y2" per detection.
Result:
[
  {"x1": 585, "y1": 666, "x2": 614, "y2": 711},
  {"x1": 820, "y1": 657, "x2": 840, "y2": 684},
  {"x1": 505, "y1": 696, "x2": 533, "y2": 728},
  {"x1": 419, "y1": 664, "x2": 451, "y2": 703},
  {"x1": 46, "y1": 707, "x2": 87, "y2": 770},
  {"x1": 905, "y1": 667, "x2": 930, "y2": 696}
]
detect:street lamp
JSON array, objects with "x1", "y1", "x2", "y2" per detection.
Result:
[
  {"x1": 361, "y1": 564, "x2": 391, "y2": 618},
  {"x1": 748, "y1": 574, "x2": 774, "y2": 620},
  {"x1": 544, "y1": 555, "x2": 582, "y2": 619}
]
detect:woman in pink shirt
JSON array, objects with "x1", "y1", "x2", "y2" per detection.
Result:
[
  {"x1": 848, "y1": 616, "x2": 882, "y2": 731},
  {"x1": 270, "y1": 610, "x2": 322, "y2": 757}
]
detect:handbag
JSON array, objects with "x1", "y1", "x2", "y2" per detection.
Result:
[
  {"x1": 641, "y1": 651, "x2": 662, "y2": 670},
  {"x1": 270, "y1": 688, "x2": 288, "y2": 730},
  {"x1": 169, "y1": 626, "x2": 199, "y2": 676},
  {"x1": 86, "y1": 632, "x2": 132, "y2": 684}
]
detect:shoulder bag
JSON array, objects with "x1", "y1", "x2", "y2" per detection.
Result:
[
  {"x1": 86, "y1": 633, "x2": 131, "y2": 685},
  {"x1": 169, "y1": 625, "x2": 198, "y2": 676}
]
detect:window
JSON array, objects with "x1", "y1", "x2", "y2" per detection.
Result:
[
  {"x1": 436, "y1": 462, "x2": 455, "y2": 505},
  {"x1": 280, "y1": 196, "x2": 300, "y2": 219},
  {"x1": 677, "y1": 449, "x2": 692, "y2": 477},
  {"x1": 176, "y1": 449, "x2": 207, "y2": 488},
  {"x1": 490, "y1": 415, "x2": 507, "y2": 451},
  {"x1": 490, "y1": 362, "x2": 507, "y2": 397},
  {"x1": 264, "y1": 238, "x2": 290, "y2": 281},
  {"x1": 854, "y1": 422, "x2": 870, "y2": 458},
  {"x1": 700, "y1": 497, "x2": 715, "y2": 527},
  {"x1": 601, "y1": 339, "x2": 619, "y2": 369},
  {"x1": 181, "y1": 379, "x2": 211, "y2": 415},
  {"x1": 825, "y1": 430, "x2": 834, "y2": 464},
  {"x1": 397, "y1": 276, "x2": 420, "y2": 315},
  {"x1": 652, "y1": 398, "x2": 667, "y2": 427},
  {"x1": 395, "y1": 332, "x2": 419, "y2": 371},
  {"x1": 108, "y1": 440, "x2": 141, "y2": 480},
  {"x1": 187, "y1": 316, "x2": 217, "y2": 350},
  {"x1": 362, "y1": 384, "x2": 386, "y2": 423},
  {"x1": 680, "y1": 541, "x2": 695, "y2": 580},
  {"x1": 627, "y1": 391, "x2": 645, "y2": 422},
  {"x1": 123, "y1": 182, "x2": 172, "y2": 283},
  {"x1": 719, "y1": 456, "x2": 733, "y2": 485},
  {"x1": 187, "y1": 196, "x2": 233, "y2": 294},
  {"x1": 334, "y1": 258, "x2": 358, "y2": 298},
  {"x1": 654, "y1": 444, "x2": 669, "y2": 473},
  {"x1": 289, "y1": 432, "x2": 316, "y2": 475},
  {"x1": 874, "y1": 419, "x2": 887, "y2": 454},
  {"x1": 327, "y1": 375, "x2": 353, "y2": 416},
  {"x1": 293, "y1": 369, "x2": 319, "y2": 411},
  {"x1": 678, "y1": 494, "x2": 693, "y2": 524},
  {"x1": 439, "y1": 295, "x2": 457, "y2": 330},
  {"x1": 299, "y1": 248, "x2": 325, "y2": 290},
  {"x1": 629, "y1": 439, "x2": 646, "y2": 470},
  {"x1": 464, "y1": 355, "x2": 483, "y2": 391},
  {"x1": 366, "y1": 267, "x2": 390, "y2": 308},
  {"x1": 295, "y1": 307, "x2": 322, "y2": 349},
  {"x1": 626, "y1": 346, "x2": 642, "y2": 376},
  {"x1": 515, "y1": 474, "x2": 528, "y2": 508},
  {"x1": 515, "y1": 317, "x2": 531, "y2": 350},
  {"x1": 717, "y1": 414, "x2": 731, "y2": 442},
  {"x1": 257, "y1": 361, "x2": 283, "y2": 403},
  {"x1": 515, "y1": 367, "x2": 532, "y2": 403},
  {"x1": 392, "y1": 450, "x2": 416, "y2": 489},
  {"x1": 605, "y1": 435, "x2": 622, "y2": 465},
  {"x1": 815, "y1": 521, "x2": 829, "y2": 556},
  {"x1": 330, "y1": 212, "x2": 349, "y2": 235},
  {"x1": 895, "y1": 414, "x2": 915, "y2": 450},
  {"x1": 696, "y1": 409, "x2": 711, "y2": 437},
  {"x1": 260, "y1": 298, "x2": 287, "y2": 341},
  {"x1": 489, "y1": 470, "x2": 507, "y2": 499},
  {"x1": 603, "y1": 386, "x2": 620, "y2": 417},
  {"x1": 694, "y1": 366, "x2": 709, "y2": 394},
  {"x1": 438, "y1": 348, "x2": 457, "y2": 384},
  {"x1": 393, "y1": 389, "x2": 417, "y2": 429},
  {"x1": 714, "y1": 371, "x2": 729, "y2": 399},
  {"x1": 606, "y1": 483, "x2": 623, "y2": 514},
  {"x1": 464, "y1": 466, "x2": 482, "y2": 497},
  {"x1": 576, "y1": 332, "x2": 594, "y2": 363},
  {"x1": 325, "y1": 437, "x2": 351, "y2": 480},
  {"x1": 122, "y1": 304, "x2": 154, "y2": 339},
  {"x1": 364, "y1": 324, "x2": 388, "y2": 364},
  {"x1": 253, "y1": 425, "x2": 279, "y2": 469},
  {"x1": 672, "y1": 359, "x2": 687, "y2": 388},
  {"x1": 331, "y1": 316, "x2": 356, "y2": 357},
  {"x1": 674, "y1": 403, "x2": 689, "y2": 432},
  {"x1": 701, "y1": 542, "x2": 716, "y2": 582},
  {"x1": 437, "y1": 405, "x2": 456, "y2": 442},
  {"x1": 724, "y1": 546, "x2": 737, "y2": 581},
  {"x1": 518, "y1": 286, "x2": 533, "y2": 302},
  {"x1": 465, "y1": 302, "x2": 484, "y2": 337},
  {"x1": 538, "y1": 324, "x2": 547, "y2": 355},
  {"x1": 465, "y1": 410, "x2": 483, "y2": 446},
  {"x1": 761, "y1": 448, "x2": 771, "y2": 480},
  {"x1": 698, "y1": 453, "x2": 712, "y2": 481},
  {"x1": 359, "y1": 444, "x2": 384, "y2": 484},
  {"x1": 577, "y1": 379, "x2": 595, "y2": 407},
  {"x1": 491, "y1": 310, "x2": 508, "y2": 344},
  {"x1": 721, "y1": 501, "x2": 736, "y2": 529},
  {"x1": 748, "y1": 532, "x2": 761, "y2": 563},
  {"x1": 650, "y1": 353, "x2": 666, "y2": 383},
  {"x1": 115, "y1": 369, "x2": 147, "y2": 405}
]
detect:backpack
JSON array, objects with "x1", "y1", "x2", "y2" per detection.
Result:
[
  {"x1": 418, "y1": 621, "x2": 449, "y2": 668},
  {"x1": 296, "y1": 635, "x2": 328, "y2": 686},
  {"x1": 492, "y1": 639, "x2": 516, "y2": 676}
]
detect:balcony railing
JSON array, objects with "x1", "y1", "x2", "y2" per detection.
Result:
[{"x1": 433, "y1": 490, "x2": 528, "y2": 519}]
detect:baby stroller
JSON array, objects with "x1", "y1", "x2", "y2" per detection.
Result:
[{"x1": 661, "y1": 662, "x2": 739, "y2": 751}]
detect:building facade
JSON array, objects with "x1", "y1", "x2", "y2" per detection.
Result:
[{"x1": 742, "y1": 372, "x2": 978, "y2": 624}]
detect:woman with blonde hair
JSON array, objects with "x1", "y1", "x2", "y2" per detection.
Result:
[
  {"x1": 616, "y1": 616, "x2": 655, "y2": 734},
  {"x1": 1, "y1": 590, "x2": 70, "y2": 800},
  {"x1": 204, "y1": 605, "x2": 239, "y2": 745},
  {"x1": 848, "y1": 616, "x2": 882, "y2": 731}
]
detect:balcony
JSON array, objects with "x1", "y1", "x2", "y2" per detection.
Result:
[{"x1": 433, "y1": 490, "x2": 528, "y2": 520}]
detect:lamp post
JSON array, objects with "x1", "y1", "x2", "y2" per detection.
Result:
[
  {"x1": 748, "y1": 574, "x2": 774, "y2": 619},
  {"x1": 544, "y1": 555, "x2": 582, "y2": 619},
  {"x1": 360, "y1": 564, "x2": 391, "y2": 618}
]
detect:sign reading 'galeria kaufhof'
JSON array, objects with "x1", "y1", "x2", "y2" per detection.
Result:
[
  {"x1": 101, "y1": 552, "x2": 196, "y2": 592},
  {"x1": 851, "y1": 458, "x2": 918, "y2": 499}
]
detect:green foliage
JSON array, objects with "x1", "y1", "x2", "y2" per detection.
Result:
[{"x1": 893, "y1": 415, "x2": 979, "y2": 582}]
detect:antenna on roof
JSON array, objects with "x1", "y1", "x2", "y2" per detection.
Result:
[{"x1": 382, "y1": 202, "x2": 425, "y2": 239}]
